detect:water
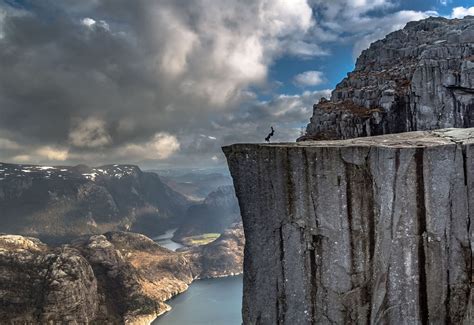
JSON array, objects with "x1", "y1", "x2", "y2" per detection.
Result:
[
  {"x1": 152, "y1": 275, "x2": 243, "y2": 325},
  {"x1": 152, "y1": 228, "x2": 184, "y2": 251}
]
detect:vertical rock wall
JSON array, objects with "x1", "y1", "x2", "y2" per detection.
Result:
[{"x1": 224, "y1": 128, "x2": 473, "y2": 324}]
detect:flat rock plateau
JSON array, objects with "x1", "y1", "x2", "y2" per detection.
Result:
[{"x1": 224, "y1": 128, "x2": 473, "y2": 324}]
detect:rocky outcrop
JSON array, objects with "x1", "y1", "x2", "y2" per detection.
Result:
[
  {"x1": 182, "y1": 222, "x2": 244, "y2": 279},
  {"x1": 224, "y1": 128, "x2": 473, "y2": 324},
  {"x1": 301, "y1": 16, "x2": 474, "y2": 141},
  {"x1": 0, "y1": 235, "x2": 98, "y2": 323},
  {"x1": 0, "y1": 227, "x2": 243, "y2": 324},
  {"x1": 0, "y1": 163, "x2": 190, "y2": 243}
]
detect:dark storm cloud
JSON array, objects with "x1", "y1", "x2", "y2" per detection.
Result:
[{"x1": 0, "y1": 0, "x2": 322, "y2": 167}]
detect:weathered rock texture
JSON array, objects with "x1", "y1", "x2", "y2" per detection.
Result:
[
  {"x1": 0, "y1": 227, "x2": 243, "y2": 324},
  {"x1": 301, "y1": 17, "x2": 474, "y2": 141},
  {"x1": 224, "y1": 128, "x2": 473, "y2": 324}
]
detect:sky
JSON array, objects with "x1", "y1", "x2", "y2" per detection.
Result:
[{"x1": 0, "y1": 0, "x2": 473, "y2": 169}]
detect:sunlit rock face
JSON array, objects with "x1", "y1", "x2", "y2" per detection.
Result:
[
  {"x1": 224, "y1": 128, "x2": 473, "y2": 324},
  {"x1": 301, "y1": 16, "x2": 474, "y2": 141},
  {"x1": 0, "y1": 227, "x2": 244, "y2": 324}
]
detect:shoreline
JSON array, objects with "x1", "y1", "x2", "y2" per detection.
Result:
[{"x1": 149, "y1": 273, "x2": 243, "y2": 324}]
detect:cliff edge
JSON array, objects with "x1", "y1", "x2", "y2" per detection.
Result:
[
  {"x1": 301, "y1": 16, "x2": 474, "y2": 141},
  {"x1": 224, "y1": 128, "x2": 473, "y2": 324}
]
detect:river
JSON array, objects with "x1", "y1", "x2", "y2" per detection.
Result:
[
  {"x1": 152, "y1": 229, "x2": 243, "y2": 325},
  {"x1": 152, "y1": 228, "x2": 185, "y2": 251}
]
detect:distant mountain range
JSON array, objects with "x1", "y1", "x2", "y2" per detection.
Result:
[
  {"x1": 173, "y1": 185, "x2": 241, "y2": 242},
  {"x1": 0, "y1": 162, "x2": 190, "y2": 243},
  {"x1": 150, "y1": 168, "x2": 233, "y2": 201}
]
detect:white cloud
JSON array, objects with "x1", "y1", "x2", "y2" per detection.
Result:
[
  {"x1": 81, "y1": 17, "x2": 110, "y2": 30},
  {"x1": 81, "y1": 17, "x2": 96, "y2": 27},
  {"x1": 69, "y1": 117, "x2": 112, "y2": 148},
  {"x1": 294, "y1": 71, "x2": 326, "y2": 87},
  {"x1": 0, "y1": 137, "x2": 20, "y2": 150},
  {"x1": 147, "y1": 0, "x2": 317, "y2": 105},
  {"x1": 36, "y1": 146, "x2": 69, "y2": 161},
  {"x1": 286, "y1": 40, "x2": 330, "y2": 57},
  {"x1": 451, "y1": 7, "x2": 474, "y2": 19},
  {"x1": 122, "y1": 132, "x2": 180, "y2": 160},
  {"x1": 11, "y1": 155, "x2": 31, "y2": 163}
]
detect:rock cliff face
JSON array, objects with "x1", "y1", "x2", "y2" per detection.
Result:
[
  {"x1": 224, "y1": 128, "x2": 473, "y2": 324},
  {"x1": 0, "y1": 235, "x2": 98, "y2": 323},
  {"x1": 0, "y1": 227, "x2": 243, "y2": 324},
  {"x1": 0, "y1": 163, "x2": 190, "y2": 243},
  {"x1": 301, "y1": 16, "x2": 474, "y2": 141}
]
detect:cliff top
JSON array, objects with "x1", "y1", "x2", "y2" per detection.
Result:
[{"x1": 224, "y1": 128, "x2": 474, "y2": 151}]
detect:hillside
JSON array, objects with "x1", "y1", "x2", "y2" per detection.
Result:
[{"x1": 0, "y1": 163, "x2": 190, "y2": 243}]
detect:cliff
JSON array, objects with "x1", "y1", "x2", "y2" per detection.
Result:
[
  {"x1": 224, "y1": 128, "x2": 473, "y2": 324},
  {"x1": 301, "y1": 16, "x2": 474, "y2": 141},
  {"x1": 0, "y1": 227, "x2": 243, "y2": 324},
  {"x1": 0, "y1": 163, "x2": 190, "y2": 243}
]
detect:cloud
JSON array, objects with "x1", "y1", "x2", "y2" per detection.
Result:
[
  {"x1": 0, "y1": 137, "x2": 20, "y2": 150},
  {"x1": 11, "y1": 155, "x2": 31, "y2": 163},
  {"x1": 0, "y1": 0, "x2": 324, "y2": 167},
  {"x1": 451, "y1": 7, "x2": 474, "y2": 19},
  {"x1": 294, "y1": 71, "x2": 326, "y2": 87},
  {"x1": 36, "y1": 146, "x2": 69, "y2": 161},
  {"x1": 122, "y1": 132, "x2": 180, "y2": 160},
  {"x1": 69, "y1": 118, "x2": 112, "y2": 148},
  {"x1": 0, "y1": 0, "x2": 464, "y2": 168},
  {"x1": 309, "y1": 0, "x2": 436, "y2": 58}
]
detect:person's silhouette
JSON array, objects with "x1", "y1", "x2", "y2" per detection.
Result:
[{"x1": 265, "y1": 126, "x2": 275, "y2": 142}]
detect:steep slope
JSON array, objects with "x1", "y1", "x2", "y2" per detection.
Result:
[
  {"x1": 224, "y1": 128, "x2": 473, "y2": 324},
  {"x1": 173, "y1": 186, "x2": 241, "y2": 242},
  {"x1": 0, "y1": 163, "x2": 190, "y2": 243},
  {"x1": 301, "y1": 16, "x2": 474, "y2": 141}
]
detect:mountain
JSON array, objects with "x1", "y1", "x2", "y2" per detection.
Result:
[
  {"x1": 300, "y1": 16, "x2": 474, "y2": 141},
  {"x1": 172, "y1": 186, "x2": 241, "y2": 242},
  {"x1": 151, "y1": 168, "x2": 233, "y2": 201},
  {"x1": 0, "y1": 162, "x2": 190, "y2": 243}
]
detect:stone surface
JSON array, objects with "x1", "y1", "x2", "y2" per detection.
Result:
[
  {"x1": 0, "y1": 235, "x2": 98, "y2": 323},
  {"x1": 0, "y1": 227, "x2": 243, "y2": 324},
  {"x1": 224, "y1": 128, "x2": 473, "y2": 324},
  {"x1": 301, "y1": 17, "x2": 474, "y2": 141}
]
